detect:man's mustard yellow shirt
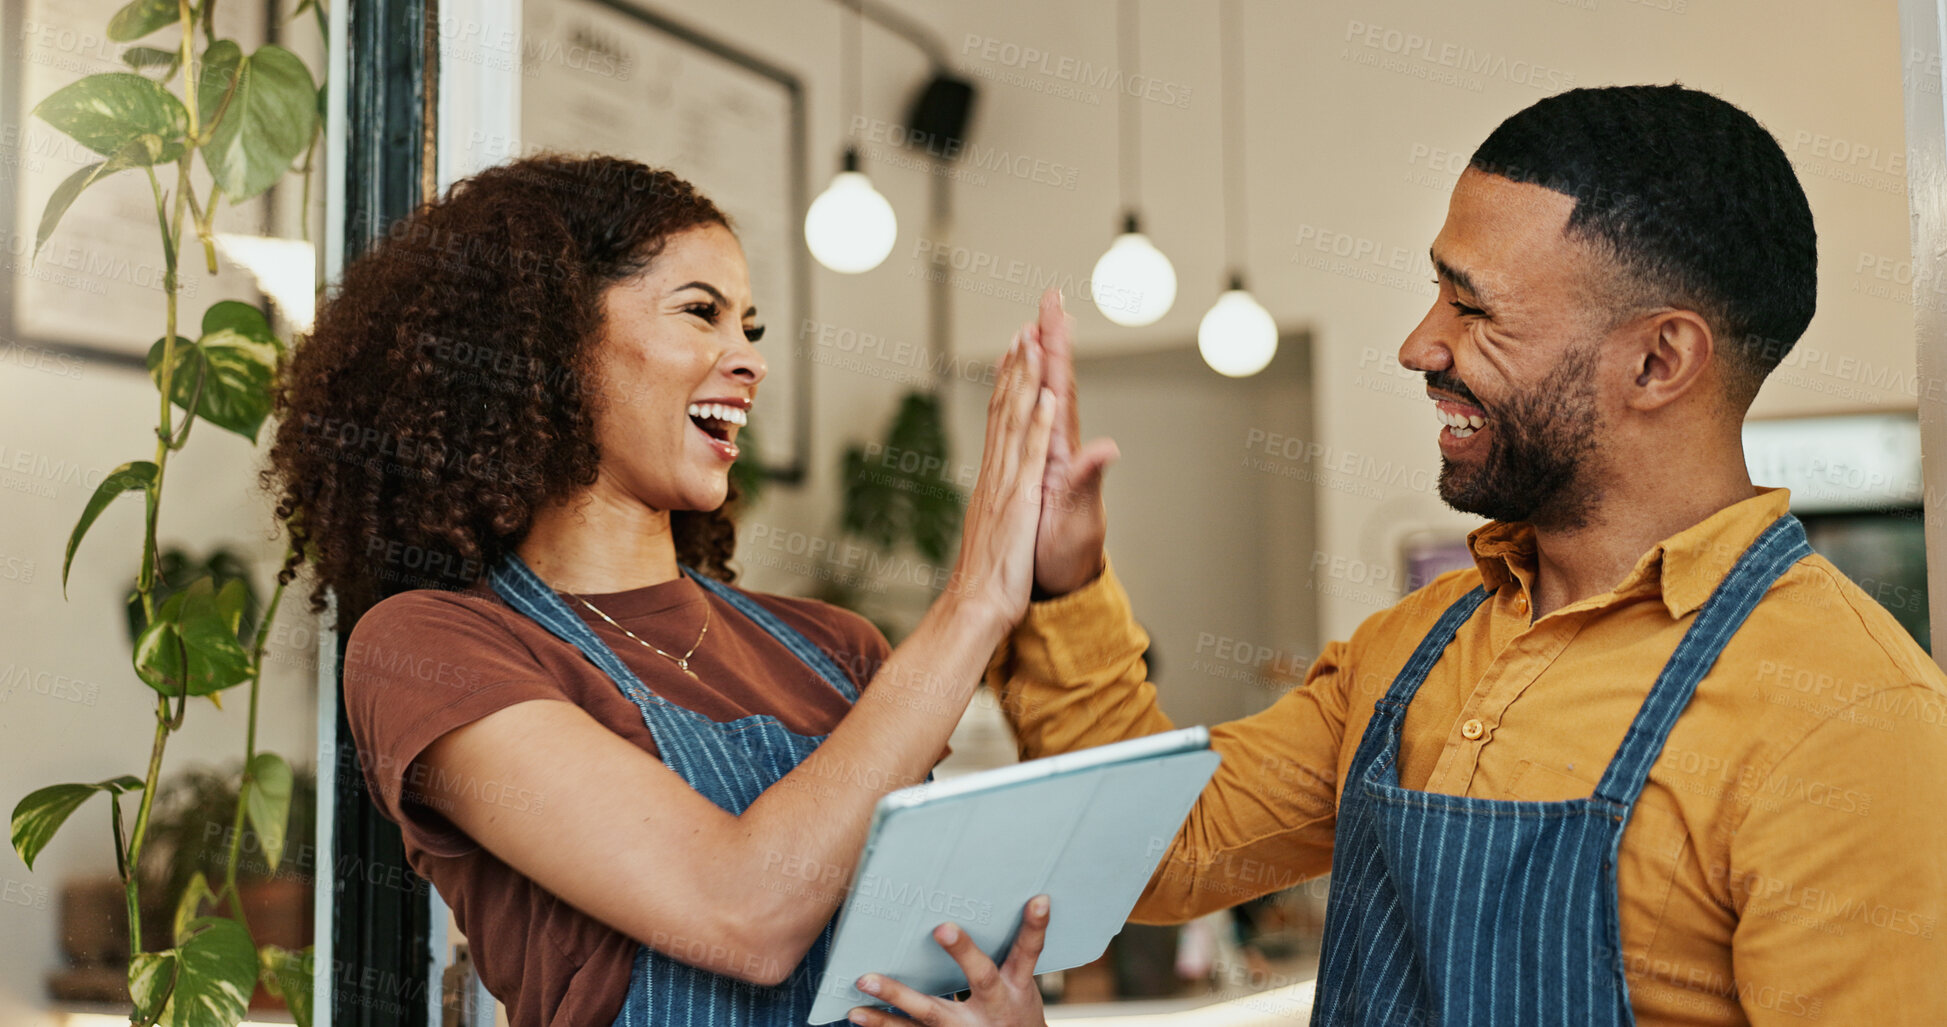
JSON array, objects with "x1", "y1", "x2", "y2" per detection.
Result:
[{"x1": 990, "y1": 489, "x2": 1947, "y2": 1025}]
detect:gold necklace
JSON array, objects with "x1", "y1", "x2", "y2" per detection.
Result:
[{"x1": 569, "y1": 592, "x2": 710, "y2": 679}]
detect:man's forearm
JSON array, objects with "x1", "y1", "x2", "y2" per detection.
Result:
[{"x1": 991, "y1": 560, "x2": 1177, "y2": 759}]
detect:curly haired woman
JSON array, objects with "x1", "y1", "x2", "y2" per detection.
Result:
[{"x1": 263, "y1": 155, "x2": 1057, "y2": 1026}]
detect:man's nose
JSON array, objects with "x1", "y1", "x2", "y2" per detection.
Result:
[{"x1": 1398, "y1": 305, "x2": 1452, "y2": 375}]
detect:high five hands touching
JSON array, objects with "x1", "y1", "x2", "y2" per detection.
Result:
[
  {"x1": 1026, "y1": 288, "x2": 1119, "y2": 598},
  {"x1": 850, "y1": 288, "x2": 1113, "y2": 1026},
  {"x1": 942, "y1": 319, "x2": 1056, "y2": 637}
]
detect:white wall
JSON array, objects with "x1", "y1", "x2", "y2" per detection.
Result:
[{"x1": 1058, "y1": 342, "x2": 1317, "y2": 728}]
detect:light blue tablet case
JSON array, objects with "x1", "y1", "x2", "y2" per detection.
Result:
[{"x1": 807, "y1": 727, "x2": 1222, "y2": 1024}]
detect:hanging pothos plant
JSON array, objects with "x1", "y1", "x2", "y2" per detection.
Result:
[{"x1": 8, "y1": 2, "x2": 325, "y2": 1025}]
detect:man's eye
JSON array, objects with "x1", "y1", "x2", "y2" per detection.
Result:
[
  {"x1": 744, "y1": 324, "x2": 766, "y2": 343},
  {"x1": 1448, "y1": 300, "x2": 1486, "y2": 318}
]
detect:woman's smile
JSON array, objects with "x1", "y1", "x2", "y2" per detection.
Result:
[{"x1": 686, "y1": 396, "x2": 750, "y2": 462}]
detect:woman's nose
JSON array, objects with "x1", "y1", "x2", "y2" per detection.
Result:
[{"x1": 723, "y1": 337, "x2": 767, "y2": 386}]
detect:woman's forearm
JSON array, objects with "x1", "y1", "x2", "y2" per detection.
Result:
[
  {"x1": 719, "y1": 593, "x2": 1008, "y2": 967},
  {"x1": 715, "y1": 335, "x2": 1052, "y2": 971},
  {"x1": 421, "y1": 592, "x2": 1011, "y2": 991}
]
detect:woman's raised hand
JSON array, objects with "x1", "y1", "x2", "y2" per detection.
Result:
[
  {"x1": 1026, "y1": 288, "x2": 1117, "y2": 597},
  {"x1": 943, "y1": 329, "x2": 1055, "y2": 634}
]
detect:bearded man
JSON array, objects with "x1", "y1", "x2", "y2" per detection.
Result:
[{"x1": 856, "y1": 84, "x2": 1947, "y2": 1027}]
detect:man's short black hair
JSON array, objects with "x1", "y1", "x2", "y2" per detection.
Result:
[{"x1": 1469, "y1": 84, "x2": 1817, "y2": 405}]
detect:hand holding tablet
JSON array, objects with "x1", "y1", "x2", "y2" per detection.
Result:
[
  {"x1": 846, "y1": 896, "x2": 1053, "y2": 1027},
  {"x1": 807, "y1": 727, "x2": 1220, "y2": 1024}
]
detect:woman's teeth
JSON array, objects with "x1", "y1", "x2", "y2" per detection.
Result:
[
  {"x1": 1437, "y1": 408, "x2": 1486, "y2": 438},
  {"x1": 686, "y1": 402, "x2": 748, "y2": 426}
]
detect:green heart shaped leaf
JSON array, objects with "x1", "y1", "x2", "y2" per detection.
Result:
[
  {"x1": 198, "y1": 42, "x2": 318, "y2": 201},
  {"x1": 128, "y1": 950, "x2": 180, "y2": 1025},
  {"x1": 196, "y1": 40, "x2": 243, "y2": 126},
  {"x1": 32, "y1": 72, "x2": 187, "y2": 163},
  {"x1": 133, "y1": 577, "x2": 254, "y2": 697},
  {"x1": 146, "y1": 302, "x2": 284, "y2": 441},
  {"x1": 200, "y1": 298, "x2": 276, "y2": 341},
  {"x1": 130, "y1": 916, "x2": 258, "y2": 1027},
  {"x1": 244, "y1": 752, "x2": 293, "y2": 871},
  {"x1": 258, "y1": 945, "x2": 314, "y2": 1027},
  {"x1": 10, "y1": 775, "x2": 144, "y2": 871},
  {"x1": 63, "y1": 460, "x2": 157, "y2": 596},
  {"x1": 133, "y1": 588, "x2": 192, "y2": 696},
  {"x1": 108, "y1": 0, "x2": 181, "y2": 41},
  {"x1": 35, "y1": 136, "x2": 157, "y2": 259},
  {"x1": 122, "y1": 45, "x2": 183, "y2": 80}
]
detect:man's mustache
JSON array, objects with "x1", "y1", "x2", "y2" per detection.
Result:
[{"x1": 1424, "y1": 370, "x2": 1484, "y2": 409}]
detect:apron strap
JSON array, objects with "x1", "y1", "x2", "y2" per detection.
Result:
[
  {"x1": 488, "y1": 549, "x2": 651, "y2": 697},
  {"x1": 683, "y1": 567, "x2": 861, "y2": 703},
  {"x1": 1593, "y1": 514, "x2": 1812, "y2": 805},
  {"x1": 1375, "y1": 585, "x2": 1495, "y2": 711},
  {"x1": 488, "y1": 552, "x2": 863, "y2": 706}
]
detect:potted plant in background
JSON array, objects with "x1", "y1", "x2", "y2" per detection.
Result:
[
  {"x1": 818, "y1": 390, "x2": 966, "y2": 641},
  {"x1": 141, "y1": 762, "x2": 318, "y2": 1008},
  {"x1": 8, "y1": 2, "x2": 325, "y2": 1024}
]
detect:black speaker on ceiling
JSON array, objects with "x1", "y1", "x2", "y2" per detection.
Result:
[{"x1": 906, "y1": 73, "x2": 978, "y2": 152}]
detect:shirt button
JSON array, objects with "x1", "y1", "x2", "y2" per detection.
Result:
[
  {"x1": 1461, "y1": 718, "x2": 1487, "y2": 741},
  {"x1": 1512, "y1": 596, "x2": 1529, "y2": 614}
]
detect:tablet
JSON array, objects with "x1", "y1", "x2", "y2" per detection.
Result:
[{"x1": 807, "y1": 726, "x2": 1222, "y2": 1024}]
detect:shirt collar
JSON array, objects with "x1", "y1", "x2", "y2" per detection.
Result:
[{"x1": 1464, "y1": 487, "x2": 1795, "y2": 619}]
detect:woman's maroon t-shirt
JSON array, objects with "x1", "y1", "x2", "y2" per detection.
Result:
[{"x1": 342, "y1": 574, "x2": 893, "y2": 1027}]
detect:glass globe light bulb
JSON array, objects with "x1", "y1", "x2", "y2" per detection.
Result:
[
  {"x1": 1197, "y1": 287, "x2": 1278, "y2": 377},
  {"x1": 1090, "y1": 231, "x2": 1177, "y2": 327},
  {"x1": 805, "y1": 170, "x2": 897, "y2": 274}
]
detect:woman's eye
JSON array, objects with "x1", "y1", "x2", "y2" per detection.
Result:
[
  {"x1": 744, "y1": 324, "x2": 766, "y2": 343},
  {"x1": 685, "y1": 302, "x2": 720, "y2": 322}
]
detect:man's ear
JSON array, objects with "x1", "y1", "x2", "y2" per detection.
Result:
[{"x1": 1626, "y1": 310, "x2": 1715, "y2": 412}]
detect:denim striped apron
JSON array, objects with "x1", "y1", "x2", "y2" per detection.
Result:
[
  {"x1": 1311, "y1": 514, "x2": 1811, "y2": 1027},
  {"x1": 486, "y1": 553, "x2": 862, "y2": 1026}
]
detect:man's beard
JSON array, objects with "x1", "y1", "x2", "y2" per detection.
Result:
[{"x1": 1432, "y1": 340, "x2": 1602, "y2": 530}]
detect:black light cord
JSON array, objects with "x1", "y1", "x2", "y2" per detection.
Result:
[
  {"x1": 1118, "y1": 0, "x2": 1140, "y2": 225},
  {"x1": 1221, "y1": 0, "x2": 1246, "y2": 283},
  {"x1": 843, "y1": 0, "x2": 861, "y2": 156}
]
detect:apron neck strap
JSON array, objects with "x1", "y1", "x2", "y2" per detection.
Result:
[
  {"x1": 1375, "y1": 586, "x2": 1494, "y2": 712},
  {"x1": 682, "y1": 568, "x2": 860, "y2": 702},
  {"x1": 485, "y1": 552, "x2": 862, "y2": 705},
  {"x1": 1592, "y1": 513, "x2": 1812, "y2": 804}
]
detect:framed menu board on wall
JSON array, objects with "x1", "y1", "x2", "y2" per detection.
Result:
[{"x1": 518, "y1": 0, "x2": 810, "y2": 481}]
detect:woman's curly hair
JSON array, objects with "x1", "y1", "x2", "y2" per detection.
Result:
[{"x1": 261, "y1": 154, "x2": 741, "y2": 625}]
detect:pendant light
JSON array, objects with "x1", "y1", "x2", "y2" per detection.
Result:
[
  {"x1": 806, "y1": 1, "x2": 897, "y2": 274},
  {"x1": 1091, "y1": 0, "x2": 1176, "y2": 327},
  {"x1": 1197, "y1": 0, "x2": 1276, "y2": 377}
]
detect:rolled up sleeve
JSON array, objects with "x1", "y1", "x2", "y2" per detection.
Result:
[{"x1": 990, "y1": 561, "x2": 1346, "y2": 923}]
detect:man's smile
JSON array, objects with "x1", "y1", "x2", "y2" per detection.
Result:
[{"x1": 1428, "y1": 386, "x2": 1490, "y2": 448}]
